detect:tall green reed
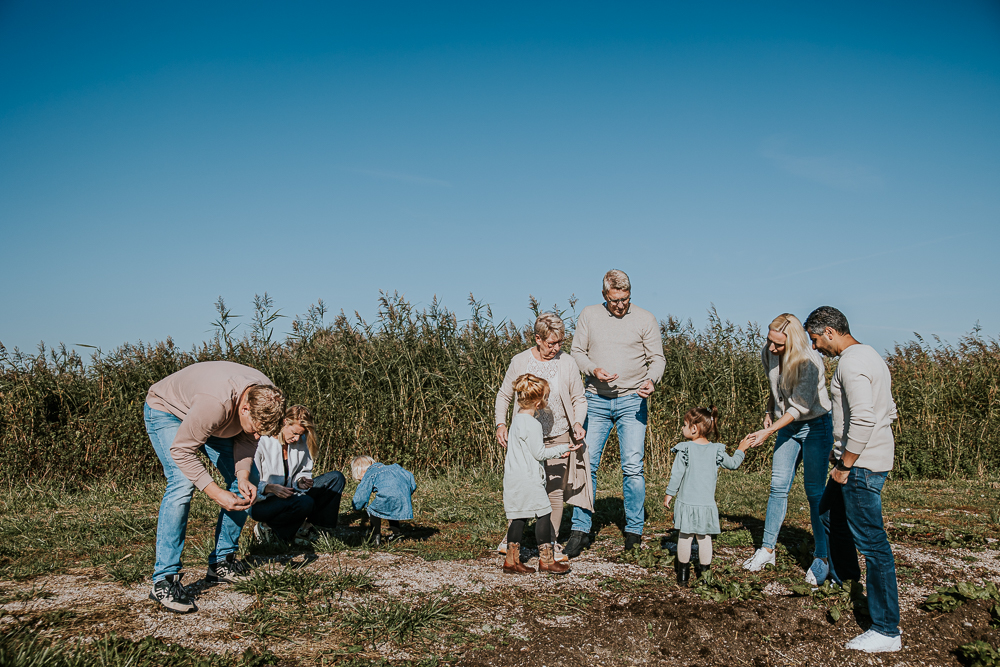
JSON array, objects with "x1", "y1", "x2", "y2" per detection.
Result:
[{"x1": 0, "y1": 294, "x2": 996, "y2": 483}]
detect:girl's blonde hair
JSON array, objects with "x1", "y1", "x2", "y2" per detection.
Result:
[
  {"x1": 513, "y1": 373, "x2": 549, "y2": 410},
  {"x1": 282, "y1": 405, "x2": 320, "y2": 460},
  {"x1": 351, "y1": 455, "x2": 375, "y2": 482},
  {"x1": 769, "y1": 313, "x2": 813, "y2": 393},
  {"x1": 685, "y1": 406, "x2": 720, "y2": 441}
]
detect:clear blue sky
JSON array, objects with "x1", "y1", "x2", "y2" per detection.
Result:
[{"x1": 2, "y1": 1, "x2": 998, "y2": 357}]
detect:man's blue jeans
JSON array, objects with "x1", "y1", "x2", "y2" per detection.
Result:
[
  {"x1": 144, "y1": 403, "x2": 257, "y2": 582},
  {"x1": 570, "y1": 393, "x2": 647, "y2": 536},
  {"x1": 840, "y1": 467, "x2": 900, "y2": 638},
  {"x1": 762, "y1": 413, "x2": 833, "y2": 558}
]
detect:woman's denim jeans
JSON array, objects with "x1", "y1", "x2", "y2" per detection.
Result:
[
  {"x1": 761, "y1": 413, "x2": 833, "y2": 557},
  {"x1": 570, "y1": 393, "x2": 647, "y2": 536},
  {"x1": 144, "y1": 403, "x2": 257, "y2": 582},
  {"x1": 840, "y1": 467, "x2": 900, "y2": 638}
]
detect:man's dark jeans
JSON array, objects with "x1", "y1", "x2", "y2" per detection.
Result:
[
  {"x1": 251, "y1": 471, "x2": 346, "y2": 542},
  {"x1": 821, "y1": 467, "x2": 900, "y2": 638}
]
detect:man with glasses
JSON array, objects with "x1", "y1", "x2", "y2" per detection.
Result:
[{"x1": 566, "y1": 269, "x2": 666, "y2": 555}]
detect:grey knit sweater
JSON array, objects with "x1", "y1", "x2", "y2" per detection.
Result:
[
  {"x1": 571, "y1": 303, "x2": 666, "y2": 397},
  {"x1": 831, "y1": 344, "x2": 898, "y2": 472}
]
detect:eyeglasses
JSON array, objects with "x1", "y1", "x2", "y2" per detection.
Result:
[{"x1": 606, "y1": 296, "x2": 630, "y2": 305}]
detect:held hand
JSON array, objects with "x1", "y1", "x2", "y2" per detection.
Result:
[
  {"x1": 566, "y1": 440, "x2": 583, "y2": 452},
  {"x1": 594, "y1": 368, "x2": 618, "y2": 383},
  {"x1": 297, "y1": 477, "x2": 314, "y2": 490},
  {"x1": 237, "y1": 476, "x2": 257, "y2": 504},
  {"x1": 830, "y1": 467, "x2": 850, "y2": 485},
  {"x1": 663, "y1": 495, "x2": 673, "y2": 509},
  {"x1": 737, "y1": 435, "x2": 755, "y2": 452},
  {"x1": 636, "y1": 380, "x2": 655, "y2": 398},
  {"x1": 763, "y1": 413, "x2": 773, "y2": 430},
  {"x1": 572, "y1": 422, "x2": 586, "y2": 443},
  {"x1": 748, "y1": 429, "x2": 772, "y2": 448},
  {"x1": 496, "y1": 424, "x2": 508, "y2": 448}
]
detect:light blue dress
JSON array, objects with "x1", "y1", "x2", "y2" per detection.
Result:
[
  {"x1": 503, "y1": 413, "x2": 571, "y2": 520},
  {"x1": 664, "y1": 441, "x2": 745, "y2": 535}
]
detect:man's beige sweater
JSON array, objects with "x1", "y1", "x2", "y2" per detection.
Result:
[
  {"x1": 146, "y1": 361, "x2": 272, "y2": 491},
  {"x1": 571, "y1": 303, "x2": 666, "y2": 398}
]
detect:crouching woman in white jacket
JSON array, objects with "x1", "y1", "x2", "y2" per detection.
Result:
[{"x1": 250, "y1": 405, "x2": 345, "y2": 543}]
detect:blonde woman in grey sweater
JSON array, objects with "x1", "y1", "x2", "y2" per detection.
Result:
[{"x1": 742, "y1": 314, "x2": 834, "y2": 586}]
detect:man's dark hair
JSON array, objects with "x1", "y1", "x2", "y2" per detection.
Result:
[{"x1": 804, "y1": 306, "x2": 851, "y2": 336}]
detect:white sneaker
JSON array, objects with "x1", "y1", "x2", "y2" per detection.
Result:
[
  {"x1": 804, "y1": 558, "x2": 830, "y2": 586},
  {"x1": 845, "y1": 629, "x2": 902, "y2": 653},
  {"x1": 496, "y1": 538, "x2": 507, "y2": 555},
  {"x1": 553, "y1": 543, "x2": 569, "y2": 562},
  {"x1": 742, "y1": 548, "x2": 776, "y2": 572},
  {"x1": 253, "y1": 522, "x2": 273, "y2": 542}
]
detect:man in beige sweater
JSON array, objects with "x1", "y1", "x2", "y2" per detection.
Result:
[
  {"x1": 144, "y1": 361, "x2": 284, "y2": 613},
  {"x1": 805, "y1": 306, "x2": 901, "y2": 653},
  {"x1": 566, "y1": 269, "x2": 665, "y2": 556}
]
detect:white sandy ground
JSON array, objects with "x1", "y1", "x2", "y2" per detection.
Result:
[{"x1": 2, "y1": 541, "x2": 998, "y2": 659}]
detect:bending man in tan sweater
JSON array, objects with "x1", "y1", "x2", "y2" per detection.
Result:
[
  {"x1": 566, "y1": 269, "x2": 665, "y2": 556},
  {"x1": 144, "y1": 361, "x2": 284, "y2": 613}
]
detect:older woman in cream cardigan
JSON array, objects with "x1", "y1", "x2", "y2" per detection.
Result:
[{"x1": 495, "y1": 312, "x2": 591, "y2": 561}]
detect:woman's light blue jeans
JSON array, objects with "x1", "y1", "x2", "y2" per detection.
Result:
[
  {"x1": 761, "y1": 413, "x2": 833, "y2": 558},
  {"x1": 570, "y1": 393, "x2": 648, "y2": 536},
  {"x1": 144, "y1": 403, "x2": 256, "y2": 582}
]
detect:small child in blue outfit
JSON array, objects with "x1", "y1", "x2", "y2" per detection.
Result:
[
  {"x1": 351, "y1": 455, "x2": 417, "y2": 546},
  {"x1": 663, "y1": 406, "x2": 753, "y2": 586}
]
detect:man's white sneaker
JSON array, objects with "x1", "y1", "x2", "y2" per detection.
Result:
[
  {"x1": 804, "y1": 557, "x2": 830, "y2": 586},
  {"x1": 497, "y1": 538, "x2": 507, "y2": 555},
  {"x1": 742, "y1": 548, "x2": 776, "y2": 572},
  {"x1": 845, "y1": 629, "x2": 902, "y2": 653}
]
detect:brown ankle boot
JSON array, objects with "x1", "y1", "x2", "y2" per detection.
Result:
[
  {"x1": 502, "y1": 542, "x2": 535, "y2": 574},
  {"x1": 539, "y1": 543, "x2": 570, "y2": 575}
]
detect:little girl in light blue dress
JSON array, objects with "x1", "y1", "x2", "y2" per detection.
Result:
[{"x1": 663, "y1": 406, "x2": 753, "y2": 586}]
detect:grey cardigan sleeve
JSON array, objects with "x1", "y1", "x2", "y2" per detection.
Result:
[{"x1": 494, "y1": 356, "x2": 521, "y2": 427}]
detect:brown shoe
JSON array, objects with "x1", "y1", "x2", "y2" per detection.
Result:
[
  {"x1": 502, "y1": 542, "x2": 535, "y2": 574},
  {"x1": 539, "y1": 543, "x2": 570, "y2": 575}
]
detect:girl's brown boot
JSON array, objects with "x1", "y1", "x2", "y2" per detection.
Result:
[
  {"x1": 539, "y1": 543, "x2": 570, "y2": 574},
  {"x1": 502, "y1": 542, "x2": 535, "y2": 574}
]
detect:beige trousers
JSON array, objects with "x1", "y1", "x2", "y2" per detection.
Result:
[{"x1": 543, "y1": 432, "x2": 572, "y2": 537}]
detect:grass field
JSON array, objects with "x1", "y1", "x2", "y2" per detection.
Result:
[{"x1": 2, "y1": 464, "x2": 999, "y2": 666}]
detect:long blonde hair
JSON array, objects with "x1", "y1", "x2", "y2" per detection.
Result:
[
  {"x1": 769, "y1": 313, "x2": 813, "y2": 392},
  {"x1": 282, "y1": 404, "x2": 320, "y2": 460}
]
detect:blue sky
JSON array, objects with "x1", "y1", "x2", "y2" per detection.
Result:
[{"x1": 2, "y1": 1, "x2": 998, "y2": 357}]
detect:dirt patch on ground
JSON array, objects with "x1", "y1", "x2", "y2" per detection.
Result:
[{"x1": 2, "y1": 541, "x2": 999, "y2": 665}]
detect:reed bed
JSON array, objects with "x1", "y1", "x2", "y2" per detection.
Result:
[{"x1": 0, "y1": 294, "x2": 996, "y2": 484}]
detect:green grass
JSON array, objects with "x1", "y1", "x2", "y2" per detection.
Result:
[
  {"x1": 3, "y1": 470, "x2": 1000, "y2": 666},
  {"x1": 0, "y1": 627, "x2": 277, "y2": 667}
]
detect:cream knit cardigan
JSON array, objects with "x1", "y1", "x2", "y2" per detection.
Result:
[{"x1": 495, "y1": 349, "x2": 593, "y2": 511}]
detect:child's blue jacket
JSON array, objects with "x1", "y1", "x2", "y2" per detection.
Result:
[{"x1": 351, "y1": 462, "x2": 417, "y2": 520}]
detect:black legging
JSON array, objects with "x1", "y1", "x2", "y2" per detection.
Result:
[
  {"x1": 251, "y1": 470, "x2": 346, "y2": 542},
  {"x1": 506, "y1": 513, "x2": 554, "y2": 546}
]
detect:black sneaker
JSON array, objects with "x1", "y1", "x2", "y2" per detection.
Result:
[
  {"x1": 564, "y1": 530, "x2": 591, "y2": 558},
  {"x1": 624, "y1": 532, "x2": 642, "y2": 552},
  {"x1": 207, "y1": 554, "x2": 253, "y2": 583},
  {"x1": 149, "y1": 574, "x2": 196, "y2": 613}
]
